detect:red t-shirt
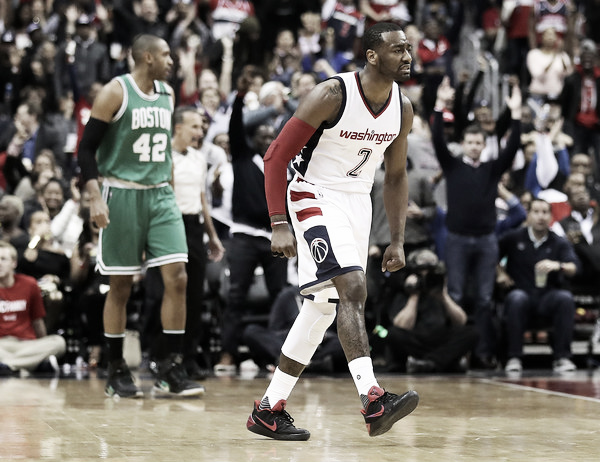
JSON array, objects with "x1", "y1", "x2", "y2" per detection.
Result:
[
  {"x1": 576, "y1": 72, "x2": 600, "y2": 129},
  {"x1": 0, "y1": 151, "x2": 7, "y2": 192},
  {"x1": 507, "y1": 4, "x2": 533, "y2": 40},
  {"x1": 0, "y1": 274, "x2": 46, "y2": 340}
]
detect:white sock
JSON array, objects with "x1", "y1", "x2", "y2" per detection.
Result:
[
  {"x1": 260, "y1": 367, "x2": 299, "y2": 409},
  {"x1": 348, "y1": 357, "x2": 379, "y2": 398}
]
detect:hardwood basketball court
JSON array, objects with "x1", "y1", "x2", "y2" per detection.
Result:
[{"x1": 1, "y1": 368, "x2": 598, "y2": 461}]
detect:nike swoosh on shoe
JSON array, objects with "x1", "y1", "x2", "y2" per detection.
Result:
[
  {"x1": 256, "y1": 416, "x2": 278, "y2": 432},
  {"x1": 365, "y1": 406, "x2": 385, "y2": 418}
]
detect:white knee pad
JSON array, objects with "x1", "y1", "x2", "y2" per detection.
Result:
[{"x1": 281, "y1": 298, "x2": 337, "y2": 365}]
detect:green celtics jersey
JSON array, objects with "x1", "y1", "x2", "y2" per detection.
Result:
[{"x1": 96, "y1": 74, "x2": 173, "y2": 185}]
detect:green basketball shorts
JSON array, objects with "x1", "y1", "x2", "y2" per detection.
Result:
[{"x1": 96, "y1": 184, "x2": 188, "y2": 275}]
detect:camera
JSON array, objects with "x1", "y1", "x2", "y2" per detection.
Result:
[{"x1": 404, "y1": 249, "x2": 446, "y2": 293}]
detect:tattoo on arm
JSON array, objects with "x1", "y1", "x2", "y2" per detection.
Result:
[{"x1": 328, "y1": 85, "x2": 342, "y2": 97}]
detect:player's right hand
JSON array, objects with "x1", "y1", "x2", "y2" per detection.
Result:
[
  {"x1": 90, "y1": 197, "x2": 110, "y2": 228},
  {"x1": 271, "y1": 226, "x2": 296, "y2": 259}
]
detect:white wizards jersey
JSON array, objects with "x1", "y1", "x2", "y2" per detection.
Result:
[{"x1": 291, "y1": 71, "x2": 402, "y2": 194}]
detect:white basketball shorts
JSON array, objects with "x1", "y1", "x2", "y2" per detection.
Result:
[{"x1": 287, "y1": 175, "x2": 371, "y2": 303}]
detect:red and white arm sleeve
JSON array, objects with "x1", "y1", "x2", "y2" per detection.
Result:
[{"x1": 264, "y1": 116, "x2": 316, "y2": 217}]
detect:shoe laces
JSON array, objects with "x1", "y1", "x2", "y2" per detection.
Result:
[
  {"x1": 373, "y1": 390, "x2": 397, "y2": 406},
  {"x1": 274, "y1": 408, "x2": 296, "y2": 428},
  {"x1": 167, "y1": 361, "x2": 189, "y2": 381},
  {"x1": 262, "y1": 402, "x2": 296, "y2": 428}
]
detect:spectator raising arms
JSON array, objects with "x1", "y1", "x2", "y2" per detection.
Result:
[{"x1": 431, "y1": 76, "x2": 523, "y2": 370}]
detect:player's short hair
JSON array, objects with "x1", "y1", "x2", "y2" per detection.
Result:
[
  {"x1": 131, "y1": 34, "x2": 165, "y2": 64},
  {"x1": 363, "y1": 22, "x2": 403, "y2": 54}
]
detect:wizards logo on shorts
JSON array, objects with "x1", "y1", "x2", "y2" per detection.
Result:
[
  {"x1": 310, "y1": 238, "x2": 329, "y2": 263},
  {"x1": 304, "y1": 225, "x2": 340, "y2": 278}
]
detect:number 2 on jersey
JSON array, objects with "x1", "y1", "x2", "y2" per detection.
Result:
[
  {"x1": 133, "y1": 133, "x2": 168, "y2": 162},
  {"x1": 346, "y1": 148, "x2": 372, "y2": 177}
]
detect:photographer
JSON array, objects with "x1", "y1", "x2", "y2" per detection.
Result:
[{"x1": 385, "y1": 249, "x2": 478, "y2": 373}]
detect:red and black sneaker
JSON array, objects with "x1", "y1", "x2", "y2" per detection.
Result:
[
  {"x1": 361, "y1": 386, "x2": 419, "y2": 437},
  {"x1": 247, "y1": 399, "x2": 311, "y2": 441}
]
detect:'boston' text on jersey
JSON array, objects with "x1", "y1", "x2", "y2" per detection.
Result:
[{"x1": 131, "y1": 107, "x2": 172, "y2": 130}]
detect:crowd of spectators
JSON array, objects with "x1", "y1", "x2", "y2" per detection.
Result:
[{"x1": 1, "y1": 0, "x2": 600, "y2": 376}]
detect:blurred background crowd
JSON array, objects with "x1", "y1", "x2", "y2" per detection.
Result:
[{"x1": 1, "y1": 0, "x2": 600, "y2": 378}]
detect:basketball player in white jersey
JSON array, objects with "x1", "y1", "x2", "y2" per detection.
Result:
[{"x1": 246, "y1": 22, "x2": 418, "y2": 440}]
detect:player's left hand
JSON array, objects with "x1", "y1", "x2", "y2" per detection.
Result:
[{"x1": 381, "y1": 244, "x2": 405, "y2": 272}]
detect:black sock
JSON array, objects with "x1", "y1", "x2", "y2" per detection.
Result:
[
  {"x1": 105, "y1": 334, "x2": 124, "y2": 364},
  {"x1": 160, "y1": 331, "x2": 184, "y2": 360}
]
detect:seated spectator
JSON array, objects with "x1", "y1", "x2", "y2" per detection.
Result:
[
  {"x1": 384, "y1": 249, "x2": 478, "y2": 373},
  {"x1": 497, "y1": 198, "x2": 580, "y2": 374},
  {"x1": 266, "y1": 29, "x2": 302, "y2": 87},
  {"x1": 569, "y1": 152, "x2": 600, "y2": 204},
  {"x1": 20, "y1": 168, "x2": 55, "y2": 228},
  {"x1": 70, "y1": 208, "x2": 107, "y2": 368},
  {"x1": 496, "y1": 175, "x2": 527, "y2": 237},
  {"x1": 13, "y1": 210, "x2": 71, "y2": 334},
  {"x1": 0, "y1": 241, "x2": 66, "y2": 376},
  {"x1": 552, "y1": 179, "x2": 600, "y2": 297},
  {"x1": 0, "y1": 195, "x2": 27, "y2": 243},
  {"x1": 0, "y1": 101, "x2": 44, "y2": 173},
  {"x1": 547, "y1": 171, "x2": 588, "y2": 224},
  {"x1": 11, "y1": 149, "x2": 62, "y2": 203},
  {"x1": 242, "y1": 285, "x2": 345, "y2": 373},
  {"x1": 22, "y1": 176, "x2": 68, "y2": 229},
  {"x1": 50, "y1": 177, "x2": 88, "y2": 258},
  {"x1": 523, "y1": 102, "x2": 572, "y2": 201}
]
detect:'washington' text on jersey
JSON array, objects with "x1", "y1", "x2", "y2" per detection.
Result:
[
  {"x1": 292, "y1": 71, "x2": 403, "y2": 194},
  {"x1": 339, "y1": 128, "x2": 397, "y2": 144}
]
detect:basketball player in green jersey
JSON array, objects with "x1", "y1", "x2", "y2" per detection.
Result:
[{"x1": 77, "y1": 34, "x2": 204, "y2": 398}]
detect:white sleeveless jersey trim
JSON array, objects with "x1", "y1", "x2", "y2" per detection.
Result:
[
  {"x1": 112, "y1": 77, "x2": 129, "y2": 123},
  {"x1": 291, "y1": 71, "x2": 402, "y2": 194},
  {"x1": 112, "y1": 75, "x2": 172, "y2": 123},
  {"x1": 124, "y1": 73, "x2": 163, "y2": 102}
]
